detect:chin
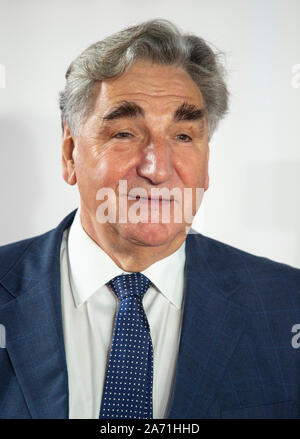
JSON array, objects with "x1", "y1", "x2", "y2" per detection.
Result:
[{"x1": 118, "y1": 222, "x2": 182, "y2": 247}]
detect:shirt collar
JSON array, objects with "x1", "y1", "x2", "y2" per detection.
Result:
[{"x1": 67, "y1": 208, "x2": 186, "y2": 309}]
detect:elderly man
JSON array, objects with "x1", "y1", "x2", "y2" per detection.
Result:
[{"x1": 0, "y1": 19, "x2": 300, "y2": 420}]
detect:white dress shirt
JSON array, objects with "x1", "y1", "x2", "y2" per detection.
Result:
[{"x1": 60, "y1": 208, "x2": 186, "y2": 419}]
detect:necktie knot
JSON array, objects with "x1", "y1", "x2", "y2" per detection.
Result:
[{"x1": 107, "y1": 272, "x2": 151, "y2": 301}]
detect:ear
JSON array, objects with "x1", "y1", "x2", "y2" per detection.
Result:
[
  {"x1": 62, "y1": 120, "x2": 77, "y2": 185},
  {"x1": 204, "y1": 144, "x2": 210, "y2": 192}
]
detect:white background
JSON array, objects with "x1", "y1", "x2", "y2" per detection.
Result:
[{"x1": 0, "y1": 0, "x2": 299, "y2": 267}]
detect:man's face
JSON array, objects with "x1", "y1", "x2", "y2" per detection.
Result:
[{"x1": 63, "y1": 60, "x2": 210, "y2": 247}]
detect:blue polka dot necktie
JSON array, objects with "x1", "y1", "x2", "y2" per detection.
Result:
[{"x1": 99, "y1": 272, "x2": 153, "y2": 419}]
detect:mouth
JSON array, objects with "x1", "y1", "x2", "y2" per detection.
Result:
[{"x1": 127, "y1": 195, "x2": 174, "y2": 203}]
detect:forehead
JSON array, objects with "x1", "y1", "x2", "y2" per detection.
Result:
[{"x1": 93, "y1": 60, "x2": 204, "y2": 112}]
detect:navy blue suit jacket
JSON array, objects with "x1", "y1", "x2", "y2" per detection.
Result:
[{"x1": 1, "y1": 209, "x2": 300, "y2": 418}]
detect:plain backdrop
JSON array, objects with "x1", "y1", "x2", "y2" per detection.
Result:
[{"x1": 0, "y1": 0, "x2": 299, "y2": 267}]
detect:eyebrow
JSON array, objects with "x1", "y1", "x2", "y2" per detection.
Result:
[{"x1": 102, "y1": 100, "x2": 205, "y2": 122}]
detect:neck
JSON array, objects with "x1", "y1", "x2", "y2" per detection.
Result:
[{"x1": 79, "y1": 208, "x2": 187, "y2": 272}]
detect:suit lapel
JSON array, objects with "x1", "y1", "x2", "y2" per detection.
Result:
[
  {"x1": 0, "y1": 210, "x2": 77, "y2": 418},
  {"x1": 167, "y1": 231, "x2": 247, "y2": 418}
]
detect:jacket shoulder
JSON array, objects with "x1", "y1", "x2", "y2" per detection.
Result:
[
  {"x1": 189, "y1": 231, "x2": 300, "y2": 312},
  {"x1": 0, "y1": 236, "x2": 37, "y2": 280},
  {"x1": 0, "y1": 209, "x2": 77, "y2": 281},
  {"x1": 193, "y1": 231, "x2": 300, "y2": 277}
]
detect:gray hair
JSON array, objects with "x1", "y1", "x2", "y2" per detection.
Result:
[{"x1": 59, "y1": 18, "x2": 229, "y2": 139}]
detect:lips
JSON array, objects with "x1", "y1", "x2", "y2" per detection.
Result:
[{"x1": 127, "y1": 195, "x2": 174, "y2": 202}]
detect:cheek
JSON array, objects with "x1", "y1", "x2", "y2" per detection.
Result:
[
  {"x1": 75, "y1": 144, "x2": 131, "y2": 191},
  {"x1": 176, "y1": 151, "x2": 208, "y2": 188}
]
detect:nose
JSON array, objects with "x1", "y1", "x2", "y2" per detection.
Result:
[{"x1": 136, "y1": 137, "x2": 173, "y2": 185}]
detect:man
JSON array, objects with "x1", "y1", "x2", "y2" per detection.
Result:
[{"x1": 0, "y1": 19, "x2": 300, "y2": 419}]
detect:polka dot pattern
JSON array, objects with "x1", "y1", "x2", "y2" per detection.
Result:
[{"x1": 99, "y1": 272, "x2": 153, "y2": 419}]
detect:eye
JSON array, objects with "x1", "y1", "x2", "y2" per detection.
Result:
[
  {"x1": 114, "y1": 132, "x2": 133, "y2": 139},
  {"x1": 176, "y1": 133, "x2": 192, "y2": 142}
]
